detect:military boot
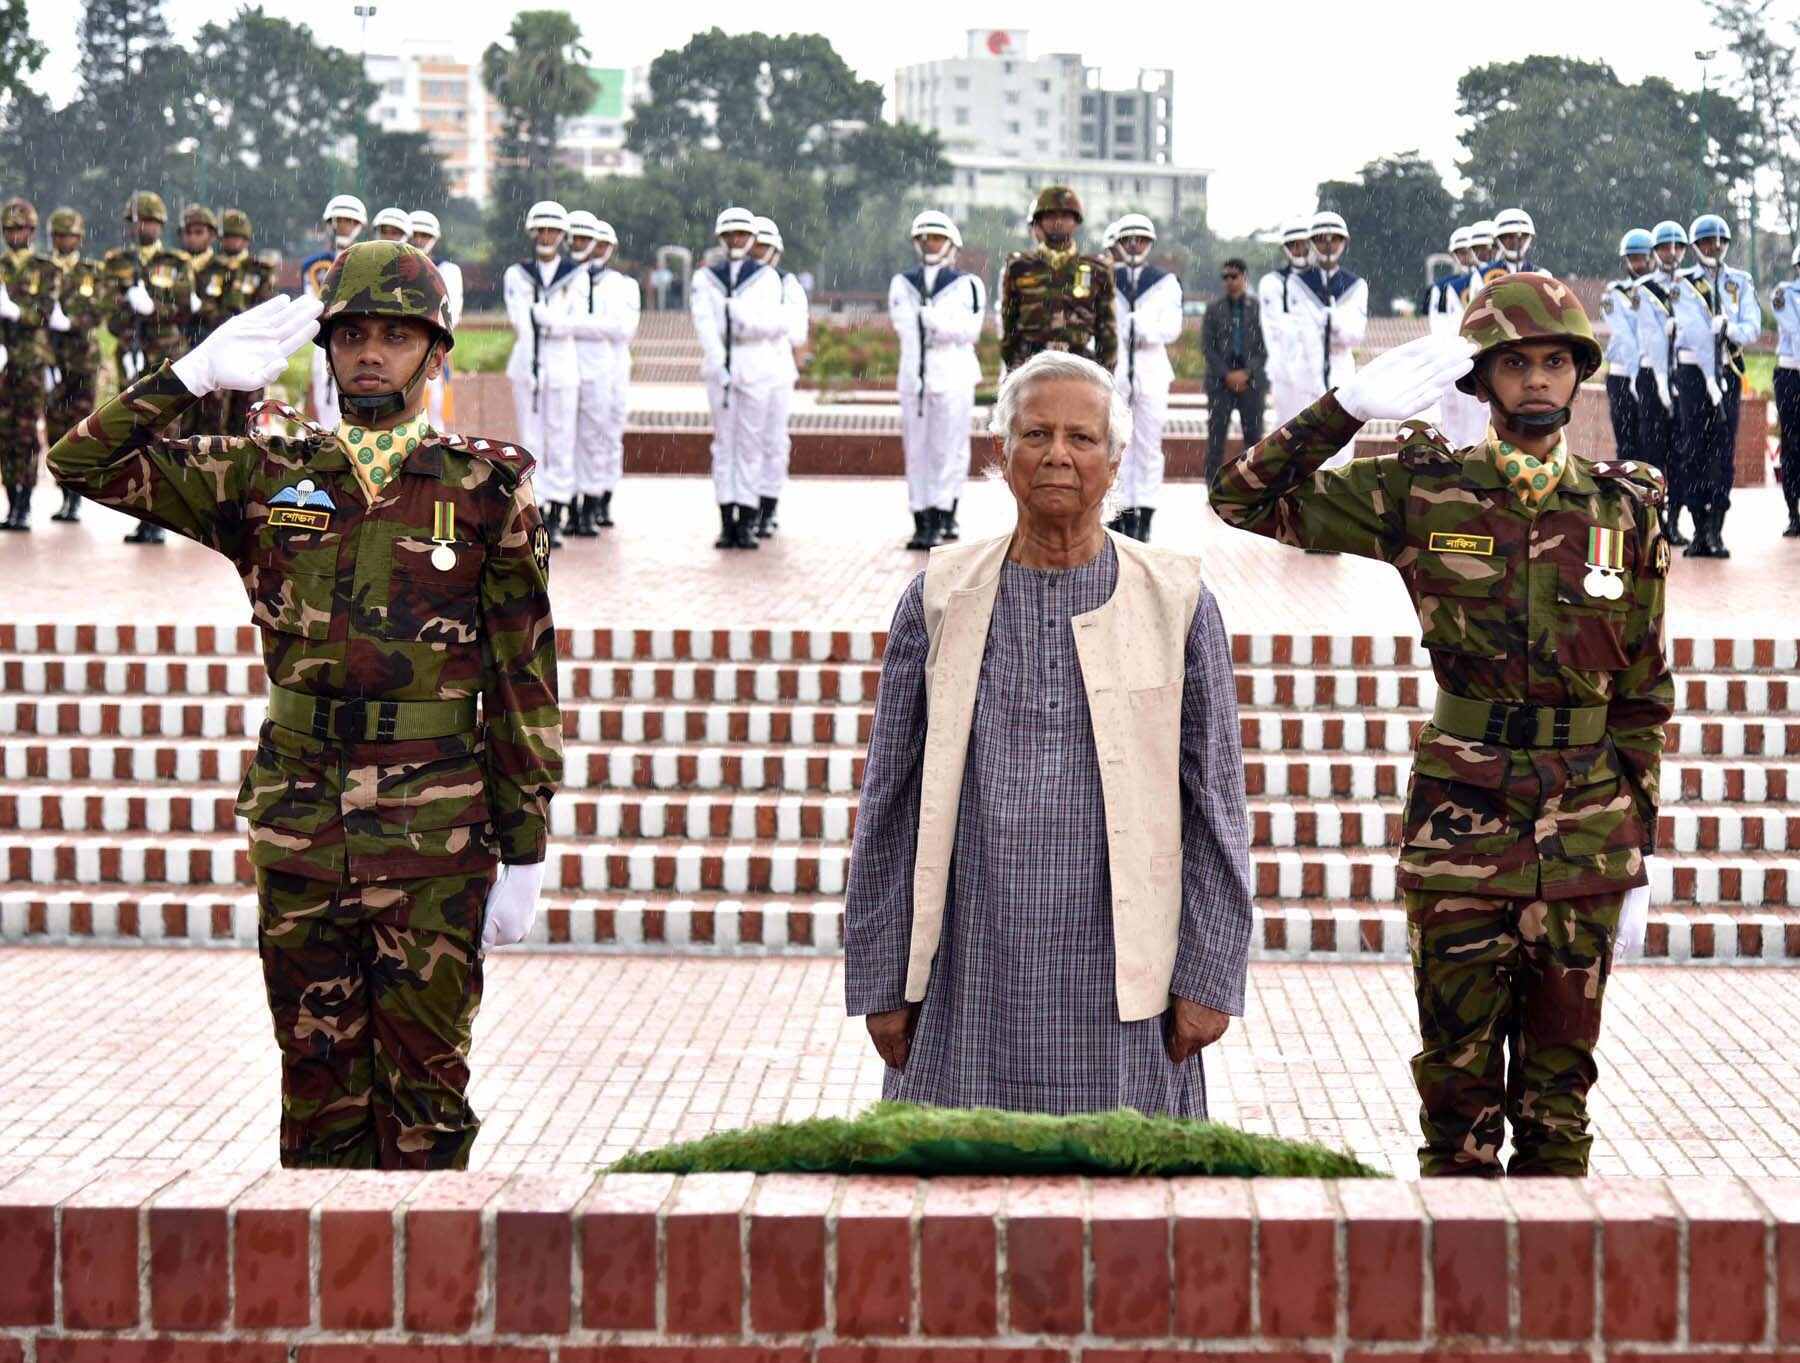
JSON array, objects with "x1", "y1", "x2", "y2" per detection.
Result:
[
  {"x1": 542, "y1": 501, "x2": 564, "y2": 550},
  {"x1": 12, "y1": 486, "x2": 31, "y2": 532},
  {"x1": 756, "y1": 496, "x2": 779, "y2": 539},
  {"x1": 596, "y1": 491, "x2": 614, "y2": 527},
  {"x1": 1665, "y1": 504, "x2": 1691, "y2": 547},
  {"x1": 123, "y1": 520, "x2": 163, "y2": 544},
  {"x1": 1136, "y1": 506, "x2": 1156, "y2": 542},
  {"x1": 0, "y1": 485, "x2": 20, "y2": 531},
  {"x1": 941, "y1": 499, "x2": 961, "y2": 542},
  {"x1": 732, "y1": 503, "x2": 761, "y2": 550},
  {"x1": 1107, "y1": 507, "x2": 1137, "y2": 539},
  {"x1": 1784, "y1": 502, "x2": 1800, "y2": 537},
  {"x1": 1710, "y1": 510, "x2": 1732, "y2": 559},
  {"x1": 1684, "y1": 509, "x2": 1717, "y2": 558},
  {"x1": 905, "y1": 510, "x2": 938, "y2": 551},
  {"x1": 563, "y1": 496, "x2": 596, "y2": 538},
  {"x1": 52, "y1": 486, "x2": 81, "y2": 522},
  {"x1": 715, "y1": 503, "x2": 738, "y2": 549}
]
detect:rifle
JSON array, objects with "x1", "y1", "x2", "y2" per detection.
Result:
[
  {"x1": 1321, "y1": 272, "x2": 1334, "y2": 391},
  {"x1": 528, "y1": 263, "x2": 542, "y2": 413},
  {"x1": 915, "y1": 273, "x2": 928, "y2": 416},
  {"x1": 1126, "y1": 269, "x2": 1137, "y2": 404}
]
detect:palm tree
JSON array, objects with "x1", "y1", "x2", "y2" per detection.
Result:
[{"x1": 481, "y1": 10, "x2": 597, "y2": 199}]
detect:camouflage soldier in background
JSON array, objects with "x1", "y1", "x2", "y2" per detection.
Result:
[
  {"x1": 45, "y1": 208, "x2": 106, "y2": 523},
  {"x1": 1212, "y1": 274, "x2": 1673, "y2": 1176},
  {"x1": 180, "y1": 203, "x2": 218, "y2": 282},
  {"x1": 48, "y1": 241, "x2": 563, "y2": 1169},
  {"x1": 103, "y1": 190, "x2": 196, "y2": 544},
  {"x1": 1000, "y1": 186, "x2": 1117, "y2": 373},
  {"x1": 0, "y1": 197, "x2": 60, "y2": 532},
  {"x1": 192, "y1": 209, "x2": 275, "y2": 435}
]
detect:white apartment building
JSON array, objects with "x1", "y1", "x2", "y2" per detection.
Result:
[
  {"x1": 935, "y1": 155, "x2": 1208, "y2": 233},
  {"x1": 364, "y1": 44, "x2": 641, "y2": 203}
]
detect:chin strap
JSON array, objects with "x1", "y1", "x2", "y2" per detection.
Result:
[
  {"x1": 1474, "y1": 363, "x2": 1573, "y2": 435},
  {"x1": 332, "y1": 346, "x2": 436, "y2": 424}
]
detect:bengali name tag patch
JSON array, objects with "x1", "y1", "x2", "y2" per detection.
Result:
[
  {"x1": 1428, "y1": 532, "x2": 1496, "y2": 556},
  {"x1": 268, "y1": 507, "x2": 332, "y2": 531}
]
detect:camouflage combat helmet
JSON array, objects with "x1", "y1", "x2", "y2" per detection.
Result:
[
  {"x1": 1, "y1": 198, "x2": 37, "y2": 230},
  {"x1": 182, "y1": 203, "x2": 218, "y2": 232},
  {"x1": 48, "y1": 207, "x2": 84, "y2": 236},
  {"x1": 125, "y1": 191, "x2": 167, "y2": 223},
  {"x1": 314, "y1": 240, "x2": 455, "y2": 351},
  {"x1": 220, "y1": 209, "x2": 252, "y2": 239},
  {"x1": 1455, "y1": 273, "x2": 1602, "y2": 395},
  {"x1": 1031, "y1": 185, "x2": 1084, "y2": 223}
]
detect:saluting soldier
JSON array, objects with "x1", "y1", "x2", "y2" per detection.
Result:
[
  {"x1": 1211, "y1": 274, "x2": 1673, "y2": 1177},
  {"x1": 0, "y1": 197, "x2": 59, "y2": 531},
  {"x1": 103, "y1": 190, "x2": 196, "y2": 544},
  {"x1": 192, "y1": 209, "x2": 275, "y2": 435},
  {"x1": 48, "y1": 241, "x2": 563, "y2": 1169},
  {"x1": 45, "y1": 207, "x2": 107, "y2": 523},
  {"x1": 1000, "y1": 186, "x2": 1117, "y2": 374}
]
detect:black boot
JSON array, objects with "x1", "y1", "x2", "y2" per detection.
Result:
[
  {"x1": 563, "y1": 496, "x2": 596, "y2": 538},
  {"x1": 123, "y1": 519, "x2": 163, "y2": 544},
  {"x1": 542, "y1": 501, "x2": 564, "y2": 550},
  {"x1": 1710, "y1": 509, "x2": 1731, "y2": 559},
  {"x1": 732, "y1": 503, "x2": 761, "y2": 549},
  {"x1": 941, "y1": 499, "x2": 960, "y2": 542},
  {"x1": 1665, "y1": 504, "x2": 1690, "y2": 547},
  {"x1": 1683, "y1": 508, "x2": 1710, "y2": 558},
  {"x1": 52, "y1": 486, "x2": 81, "y2": 522},
  {"x1": 755, "y1": 495, "x2": 778, "y2": 539},
  {"x1": 1106, "y1": 507, "x2": 1136, "y2": 538},
  {"x1": 12, "y1": 486, "x2": 31, "y2": 532},
  {"x1": 905, "y1": 510, "x2": 939, "y2": 551},
  {"x1": 1135, "y1": 506, "x2": 1155, "y2": 542},
  {"x1": 715, "y1": 503, "x2": 737, "y2": 549},
  {"x1": 597, "y1": 490, "x2": 614, "y2": 527},
  {"x1": 0, "y1": 485, "x2": 20, "y2": 531},
  {"x1": 1785, "y1": 503, "x2": 1800, "y2": 537}
]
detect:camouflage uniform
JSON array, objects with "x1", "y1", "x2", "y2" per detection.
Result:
[
  {"x1": 47, "y1": 242, "x2": 563, "y2": 1170},
  {"x1": 1211, "y1": 275, "x2": 1674, "y2": 1176},
  {"x1": 192, "y1": 210, "x2": 275, "y2": 436},
  {"x1": 101, "y1": 192, "x2": 195, "y2": 388},
  {"x1": 1000, "y1": 185, "x2": 1118, "y2": 372},
  {"x1": 0, "y1": 198, "x2": 60, "y2": 521},
  {"x1": 45, "y1": 210, "x2": 106, "y2": 453}
]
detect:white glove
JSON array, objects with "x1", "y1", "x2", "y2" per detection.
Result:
[
  {"x1": 1663, "y1": 316, "x2": 1678, "y2": 339},
  {"x1": 1712, "y1": 313, "x2": 1729, "y2": 335},
  {"x1": 48, "y1": 301, "x2": 70, "y2": 333},
  {"x1": 127, "y1": 281, "x2": 155, "y2": 317},
  {"x1": 189, "y1": 291, "x2": 202, "y2": 314},
  {"x1": 1655, "y1": 374, "x2": 1673, "y2": 412},
  {"x1": 482, "y1": 860, "x2": 546, "y2": 948},
  {"x1": 0, "y1": 282, "x2": 17, "y2": 323},
  {"x1": 1334, "y1": 332, "x2": 1476, "y2": 422},
  {"x1": 0, "y1": 343, "x2": 7, "y2": 373},
  {"x1": 1616, "y1": 881, "x2": 1650, "y2": 960},
  {"x1": 1705, "y1": 374, "x2": 1723, "y2": 406},
  {"x1": 170, "y1": 292, "x2": 321, "y2": 396}
]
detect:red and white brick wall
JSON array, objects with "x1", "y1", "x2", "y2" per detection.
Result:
[{"x1": 3, "y1": 1167, "x2": 1798, "y2": 1358}]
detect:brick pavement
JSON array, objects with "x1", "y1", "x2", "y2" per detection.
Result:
[
  {"x1": 3, "y1": 947, "x2": 1797, "y2": 1181},
  {"x1": 4, "y1": 475, "x2": 1794, "y2": 634}
]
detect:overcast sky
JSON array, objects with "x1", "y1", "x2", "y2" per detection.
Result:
[{"x1": 21, "y1": 0, "x2": 1779, "y2": 237}]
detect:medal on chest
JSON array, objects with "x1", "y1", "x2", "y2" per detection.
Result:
[
  {"x1": 1583, "y1": 526, "x2": 1627, "y2": 601},
  {"x1": 430, "y1": 500, "x2": 457, "y2": 571},
  {"x1": 1072, "y1": 262, "x2": 1092, "y2": 299},
  {"x1": 79, "y1": 276, "x2": 94, "y2": 298}
]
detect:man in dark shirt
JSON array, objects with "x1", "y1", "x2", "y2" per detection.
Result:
[{"x1": 1202, "y1": 259, "x2": 1267, "y2": 481}]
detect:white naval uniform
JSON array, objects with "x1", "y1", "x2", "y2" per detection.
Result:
[
  {"x1": 758, "y1": 269, "x2": 810, "y2": 502},
  {"x1": 567, "y1": 261, "x2": 641, "y2": 498},
  {"x1": 1112, "y1": 264, "x2": 1183, "y2": 509},
  {"x1": 1290, "y1": 265, "x2": 1369, "y2": 469},
  {"x1": 690, "y1": 257, "x2": 787, "y2": 507},
  {"x1": 1426, "y1": 269, "x2": 1487, "y2": 449},
  {"x1": 503, "y1": 255, "x2": 582, "y2": 505},
  {"x1": 889, "y1": 263, "x2": 986, "y2": 514},
  {"x1": 1256, "y1": 265, "x2": 1308, "y2": 428},
  {"x1": 424, "y1": 257, "x2": 464, "y2": 431}
]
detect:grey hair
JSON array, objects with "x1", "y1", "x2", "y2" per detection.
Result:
[{"x1": 988, "y1": 351, "x2": 1133, "y2": 465}]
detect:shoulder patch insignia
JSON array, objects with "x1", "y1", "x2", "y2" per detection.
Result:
[
  {"x1": 1592, "y1": 457, "x2": 1668, "y2": 507},
  {"x1": 438, "y1": 432, "x2": 535, "y2": 485},
  {"x1": 532, "y1": 524, "x2": 550, "y2": 576},
  {"x1": 1652, "y1": 534, "x2": 1672, "y2": 576}
]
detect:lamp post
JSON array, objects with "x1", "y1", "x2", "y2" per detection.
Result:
[{"x1": 354, "y1": 4, "x2": 379, "y2": 204}]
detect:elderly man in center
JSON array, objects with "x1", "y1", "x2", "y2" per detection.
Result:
[{"x1": 843, "y1": 351, "x2": 1254, "y2": 1116}]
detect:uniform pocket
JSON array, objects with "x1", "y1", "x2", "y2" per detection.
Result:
[
  {"x1": 369, "y1": 741, "x2": 491, "y2": 835},
  {"x1": 1547, "y1": 741, "x2": 1639, "y2": 859},
  {"x1": 1412, "y1": 555, "x2": 1511, "y2": 660},
  {"x1": 384, "y1": 538, "x2": 487, "y2": 644},
  {"x1": 1402, "y1": 724, "x2": 1513, "y2": 855},
  {"x1": 250, "y1": 529, "x2": 339, "y2": 641},
  {"x1": 235, "y1": 721, "x2": 337, "y2": 833},
  {"x1": 1554, "y1": 564, "x2": 1632, "y2": 671}
]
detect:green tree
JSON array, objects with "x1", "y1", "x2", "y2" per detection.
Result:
[
  {"x1": 69, "y1": 0, "x2": 191, "y2": 235},
  {"x1": 1455, "y1": 57, "x2": 1756, "y2": 277},
  {"x1": 168, "y1": 7, "x2": 372, "y2": 253},
  {"x1": 1315, "y1": 152, "x2": 1455, "y2": 316},
  {"x1": 0, "y1": 0, "x2": 45, "y2": 106},
  {"x1": 626, "y1": 30, "x2": 946, "y2": 217},
  {"x1": 1708, "y1": 0, "x2": 1797, "y2": 269},
  {"x1": 359, "y1": 128, "x2": 452, "y2": 227},
  {"x1": 482, "y1": 10, "x2": 596, "y2": 238}
]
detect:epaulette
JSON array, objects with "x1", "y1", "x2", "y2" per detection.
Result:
[
  {"x1": 1589, "y1": 458, "x2": 1667, "y2": 508},
  {"x1": 244, "y1": 398, "x2": 330, "y2": 456},
  {"x1": 1396, "y1": 419, "x2": 1459, "y2": 470},
  {"x1": 436, "y1": 432, "x2": 535, "y2": 485}
]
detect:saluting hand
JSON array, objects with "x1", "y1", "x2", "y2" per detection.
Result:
[
  {"x1": 1335, "y1": 332, "x2": 1475, "y2": 422},
  {"x1": 170, "y1": 293, "x2": 322, "y2": 397}
]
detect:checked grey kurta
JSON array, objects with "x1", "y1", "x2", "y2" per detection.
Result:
[{"x1": 844, "y1": 538, "x2": 1253, "y2": 1116}]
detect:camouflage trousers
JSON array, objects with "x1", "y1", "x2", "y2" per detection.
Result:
[
  {"x1": 0, "y1": 363, "x2": 45, "y2": 489},
  {"x1": 46, "y1": 367, "x2": 98, "y2": 450},
  {"x1": 1405, "y1": 888, "x2": 1622, "y2": 1177},
  {"x1": 257, "y1": 865, "x2": 494, "y2": 1170}
]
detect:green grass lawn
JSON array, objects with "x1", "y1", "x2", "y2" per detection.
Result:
[{"x1": 609, "y1": 1101, "x2": 1382, "y2": 1178}]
